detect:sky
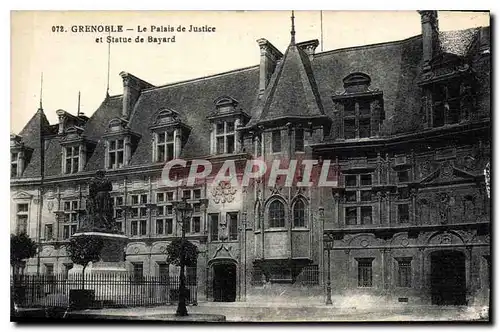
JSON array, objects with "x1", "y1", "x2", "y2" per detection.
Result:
[{"x1": 10, "y1": 10, "x2": 490, "y2": 133}]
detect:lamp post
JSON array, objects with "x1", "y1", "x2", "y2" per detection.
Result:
[
  {"x1": 324, "y1": 233, "x2": 334, "y2": 305},
  {"x1": 173, "y1": 196, "x2": 193, "y2": 316}
]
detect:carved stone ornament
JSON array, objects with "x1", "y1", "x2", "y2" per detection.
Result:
[{"x1": 211, "y1": 181, "x2": 237, "y2": 204}]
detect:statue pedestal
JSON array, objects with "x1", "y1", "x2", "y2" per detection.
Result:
[{"x1": 68, "y1": 232, "x2": 129, "y2": 302}]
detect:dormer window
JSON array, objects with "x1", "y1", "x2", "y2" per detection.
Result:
[
  {"x1": 10, "y1": 134, "x2": 32, "y2": 178},
  {"x1": 332, "y1": 73, "x2": 384, "y2": 140},
  {"x1": 59, "y1": 126, "x2": 95, "y2": 174},
  {"x1": 419, "y1": 53, "x2": 477, "y2": 128},
  {"x1": 108, "y1": 138, "x2": 125, "y2": 169},
  {"x1": 208, "y1": 96, "x2": 250, "y2": 155},
  {"x1": 104, "y1": 117, "x2": 140, "y2": 170},
  {"x1": 150, "y1": 108, "x2": 190, "y2": 163}
]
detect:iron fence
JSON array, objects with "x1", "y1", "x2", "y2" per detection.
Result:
[{"x1": 11, "y1": 273, "x2": 197, "y2": 309}]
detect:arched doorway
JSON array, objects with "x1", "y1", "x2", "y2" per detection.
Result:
[
  {"x1": 430, "y1": 250, "x2": 466, "y2": 305},
  {"x1": 213, "y1": 263, "x2": 237, "y2": 302}
]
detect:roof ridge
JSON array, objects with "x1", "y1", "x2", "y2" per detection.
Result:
[{"x1": 141, "y1": 65, "x2": 259, "y2": 93}]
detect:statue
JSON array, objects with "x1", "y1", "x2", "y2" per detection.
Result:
[{"x1": 79, "y1": 171, "x2": 119, "y2": 233}]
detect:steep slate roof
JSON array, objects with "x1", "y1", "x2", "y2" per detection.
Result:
[
  {"x1": 128, "y1": 67, "x2": 260, "y2": 163},
  {"x1": 12, "y1": 25, "x2": 490, "y2": 178},
  {"x1": 18, "y1": 109, "x2": 51, "y2": 178},
  {"x1": 248, "y1": 41, "x2": 325, "y2": 127}
]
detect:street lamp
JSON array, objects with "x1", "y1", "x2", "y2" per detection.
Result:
[
  {"x1": 173, "y1": 196, "x2": 194, "y2": 316},
  {"x1": 323, "y1": 233, "x2": 334, "y2": 305}
]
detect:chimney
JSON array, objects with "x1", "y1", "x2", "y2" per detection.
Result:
[
  {"x1": 256, "y1": 38, "x2": 283, "y2": 97},
  {"x1": 418, "y1": 10, "x2": 440, "y2": 71},
  {"x1": 297, "y1": 39, "x2": 319, "y2": 61},
  {"x1": 119, "y1": 71, "x2": 154, "y2": 119},
  {"x1": 479, "y1": 27, "x2": 490, "y2": 55}
]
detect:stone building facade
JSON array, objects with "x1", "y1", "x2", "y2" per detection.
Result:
[{"x1": 11, "y1": 11, "x2": 490, "y2": 305}]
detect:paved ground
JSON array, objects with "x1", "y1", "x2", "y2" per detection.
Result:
[{"x1": 68, "y1": 302, "x2": 490, "y2": 322}]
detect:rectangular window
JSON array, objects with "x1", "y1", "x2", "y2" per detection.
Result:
[
  {"x1": 65, "y1": 146, "x2": 80, "y2": 174},
  {"x1": 358, "y1": 99, "x2": 371, "y2": 116},
  {"x1": 357, "y1": 259, "x2": 373, "y2": 287},
  {"x1": 156, "y1": 219, "x2": 164, "y2": 235},
  {"x1": 398, "y1": 170, "x2": 409, "y2": 183},
  {"x1": 133, "y1": 263, "x2": 143, "y2": 283},
  {"x1": 45, "y1": 264, "x2": 54, "y2": 276},
  {"x1": 344, "y1": 100, "x2": 355, "y2": 116},
  {"x1": 272, "y1": 130, "x2": 281, "y2": 153},
  {"x1": 17, "y1": 215, "x2": 28, "y2": 234},
  {"x1": 398, "y1": 204, "x2": 410, "y2": 224},
  {"x1": 360, "y1": 206, "x2": 372, "y2": 225},
  {"x1": 215, "y1": 120, "x2": 236, "y2": 155},
  {"x1": 192, "y1": 203, "x2": 201, "y2": 213},
  {"x1": 166, "y1": 218, "x2": 173, "y2": 234},
  {"x1": 140, "y1": 207, "x2": 147, "y2": 217},
  {"x1": 166, "y1": 192, "x2": 174, "y2": 201},
  {"x1": 360, "y1": 174, "x2": 372, "y2": 186},
  {"x1": 140, "y1": 194, "x2": 148, "y2": 204},
  {"x1": 295, "y1": 128, "x2": 304, "y2": 152},
  {"x1": 182, "y1": 190, "x2": 191, "y2": 200},
  {"x1": 11, "y1": 152, "x2": 18, "y2": 177},
  {"x1": 63, "y1": 225, "x2": 70, "y2": 239},
  {"x1": 157, "y1": 192, "x2": 165, "y2": 203},
  {"x1": 346, "y1": 191, "x2": 357, "y2": 202},
  {"x1": 344, "y1": 119, "x2": 356, "y2": 139},
  {"x1": 45, "y1": 224, "x2": 53, "y2": 240},
  {"x1": 157, "y1": 206, "x2": 164, "y2": 216},
  {"x1": 227, "y1": 135, "x2": 235, "y2": 154},
  {"x1": 397, "y1": 259, "x2": 412, "y2": 287},
  {"x1": 165, "y1": 206, "x2": 173, "y2": 216},
  {"x1": 345, "y1": 175, "x2": 357, "y2": 187},
  {"x1": 192, "y1": 216, "x2": 201, "y2": 234},
  {"x1": 131, "y1": 195, "x2": 139, "y2": 205},
  {"x1": 108, "y1": 138, "x2": 125, "y2": 169},
  {"x1": 115, "y1": 221, "x2": 122, "y2": 232},
  {"x1": 131, "y1": 208, "x2": 139, "y2": 218},
  {"x1": 115, "y1": 196, "x2": 123, "y2": 206},
  {"x1": 17, "y1": 203, "x2": 29, "y2": 213},
  {"x1": 184, "y1": 217, "x2": 191, "y2": 234},
  {"x1": 210, "y1": 214, "x2": 219, "y2": 241},
  {"x1": 131, "y1": 221, "x2": 138, "y2": 236},
  {"x1": 140, "y1": 220, "x2": 147, "y2": 235},
  {"x1": 346, "y1": 207, "x2": 357, "y2": 225},
  {"x1": 158, "y1": 263, "x2": 169, "y2": 279},
  {"x1": 156, "y1": 131, "x2": 175, "y2": 162},
  {"x1": 359, "y1": 118, "x2": 371, "y2": 138},
  {"x1": 360, "y1": 191, "x2": 372, "y2": 202},
  {"x1": 228, "y1": 213, "x2": 238, "y2": 241},
  {"x1": 216, "y1": 137, "x2": 225, "y2": 154},
  {"x1": 193, "y1": 189, "x2": 201, "y2": 199}
]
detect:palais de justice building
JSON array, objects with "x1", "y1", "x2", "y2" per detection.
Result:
[{"x1": 11, "y1": 11, "x2": 490, "y2": 306}]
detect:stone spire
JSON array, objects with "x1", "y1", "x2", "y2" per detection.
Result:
[{"x1": 291, "y1": 10, "x2": 296, "y2": 45}]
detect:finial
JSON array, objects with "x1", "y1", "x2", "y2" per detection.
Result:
[
  {"x1": 106, "y1": 31, "x2": 111, "y2": 98},
  {"x1": 291, "y1": 10, "x2": 296, "y2": 44},
  {"x1": 39, "y1": 72, "x2": 43, "y2": 110},
  {"x1": 77, "y1": 91, "x2": 81, "y2": 116}
]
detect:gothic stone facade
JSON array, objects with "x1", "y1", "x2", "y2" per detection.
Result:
[{"x1": 11, "y1": 12, "x2": 490, "y2": 305}]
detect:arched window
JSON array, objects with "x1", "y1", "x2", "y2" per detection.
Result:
[
  {"x1": 268, "y1": 200, "x2": 285, "y2": 228},
  {"x1": 293, "y1": 199, "x2": 306, "y2": 227},
  {"x1": 255, "y1": 201, "x2": 261, "y2": 230}
]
